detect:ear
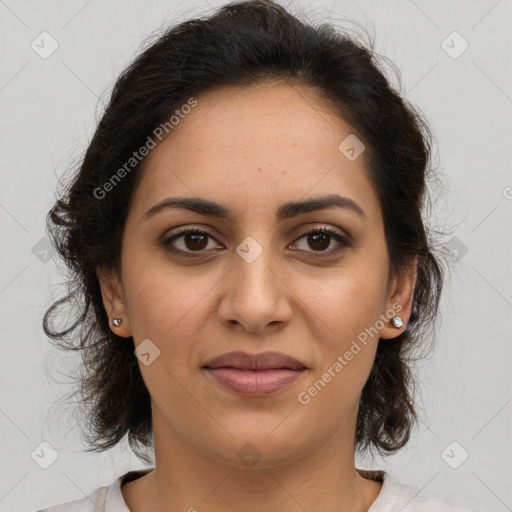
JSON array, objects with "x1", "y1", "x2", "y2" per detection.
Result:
[
  {"x1": 379, "y1": 256, "x2": 418, "y2": 340},
  {"x1": 96, "y1": 267, "x2": 132, "y2": 338}
]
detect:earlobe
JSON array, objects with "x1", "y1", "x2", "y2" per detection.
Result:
[
  {"x1": 96, "y1": 267, "x2": 133, "y2": 338},
  {"x1": 379, "y1": 257, "x2": 418, "y2": 340}
]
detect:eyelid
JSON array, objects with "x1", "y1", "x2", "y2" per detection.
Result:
[
  {"x1": 290, "y1": 225, "x2": 352, "y2": 255},
  {"x1": 162, "y1": 223, "x2": 352, "y2": 256},
  {"x1": 163, "y1": 224, "x2": 224, "y2": 244}
]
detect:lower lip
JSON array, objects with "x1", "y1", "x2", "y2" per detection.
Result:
[{"x1": 203, "y1": 367, "x2": 306, "y2": 396}]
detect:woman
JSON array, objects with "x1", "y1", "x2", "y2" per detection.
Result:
[{"x1": 38, "y1": 0, "x2": 481, "y2": 510}]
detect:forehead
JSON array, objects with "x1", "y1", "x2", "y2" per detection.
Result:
[{"x1": 131, "y1": 81, "x2": 381, "y2": 224}]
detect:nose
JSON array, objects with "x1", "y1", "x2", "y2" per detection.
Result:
[{"x1": 217, "y1": 242, "x2": 293, "y2": 334}]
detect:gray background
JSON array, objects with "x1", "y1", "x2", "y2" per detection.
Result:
[{"x1": 0, "y1": 0, "x2": 511, "y2": 511}]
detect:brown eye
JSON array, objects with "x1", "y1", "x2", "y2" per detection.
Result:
[
  {"x1": 162, "y1": 225, "x2": 352, "y2": 259},
  {"x1": 291, "y1": 226, "x2": 352, "y2": 256},
  {"x1": 181, "y1": 232, "x2": 209, "y2": 251},
  {"x1": 305, "y1": 232, "x2": 330, "y2": 251},
  {"x1": 163, "y1": 228, "x2": 222, "y2": 255}
]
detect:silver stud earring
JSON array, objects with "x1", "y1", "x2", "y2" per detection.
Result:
[
  {"x1": 112, "y1": 318, "x2": 122, "y2": 327},
  {"x1": 390, "y1": 316, "x2": 404, "y2": 328}
]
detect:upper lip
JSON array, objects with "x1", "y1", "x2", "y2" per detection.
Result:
[{"x1": 202, "y1": 351, "x2": 307, "y2": 370}]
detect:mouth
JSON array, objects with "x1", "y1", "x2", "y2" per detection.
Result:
[{"x1": 202, "y1": 351, "x2": 308, "y2": 397}]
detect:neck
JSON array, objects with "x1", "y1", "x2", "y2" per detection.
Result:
[{"x1": 122, "y1": 406, "x2": 382, "y2": 512}]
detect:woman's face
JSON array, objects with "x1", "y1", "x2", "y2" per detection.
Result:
[{"x1": 98, "y1": 81, "x2": 415, "y2": 469}]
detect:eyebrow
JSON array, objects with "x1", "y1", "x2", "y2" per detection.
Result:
[{"x1": 143, "y1": 194, "x2": 367, "y2": 221}]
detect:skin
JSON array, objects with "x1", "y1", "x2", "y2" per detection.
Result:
[{"x1": 97, "y1": 80, "x2": 417, "y2": 512}]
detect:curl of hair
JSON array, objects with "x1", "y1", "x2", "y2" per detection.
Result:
[{"x1": 43, "y1": 0, "x2": 447, "y2": 464}]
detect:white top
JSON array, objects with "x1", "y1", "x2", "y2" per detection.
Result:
[{"x1": 36, "y1": 469, "x2": 482, "y2": 512}]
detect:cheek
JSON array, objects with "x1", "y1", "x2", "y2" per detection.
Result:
[
  {"x1": 294, "y1": 253, "x2": 388, "y2": 397},
  {"x1": 299, "y1": 262, "x2": 388, "y2": 342},
  {"x1": 296, "y1": 324, "x2": 378, "y2": 431},
  {"x1": 122, "y1": 255, "x2": 220, "y2": 361},
  {"x1": 123, "y1": 250, "x2": 187, "y2": 330}
]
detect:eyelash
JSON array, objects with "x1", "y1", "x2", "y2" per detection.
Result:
[{"x1": 162, "y1": 225, "x2": 352, "y2": 259}]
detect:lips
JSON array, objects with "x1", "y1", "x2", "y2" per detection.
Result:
[
  {"x1": 202, "y1": 350, "x2": 307, "y2": 371},
  {"x1": 202, "y1": 351, "x2": 307, "y2": 396}
]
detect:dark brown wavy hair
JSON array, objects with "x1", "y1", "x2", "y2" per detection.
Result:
[{"x1": 43, "y1": 0, "x2": 448, "y2": 465}]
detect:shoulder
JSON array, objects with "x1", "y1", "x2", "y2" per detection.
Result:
[
  {"x1": 34, "y1": 477, "x2": 122, "y2": 512},
  {"x1": 371, "y1": 472, "x2": 483, "y2": 512},
  {"x1": 35, "y1": 469, "x2": 152, "y2": 512}
]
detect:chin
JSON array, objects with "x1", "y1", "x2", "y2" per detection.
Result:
[{"x1": 198, "y1": 426, "x2": 315, "y2": 471}]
